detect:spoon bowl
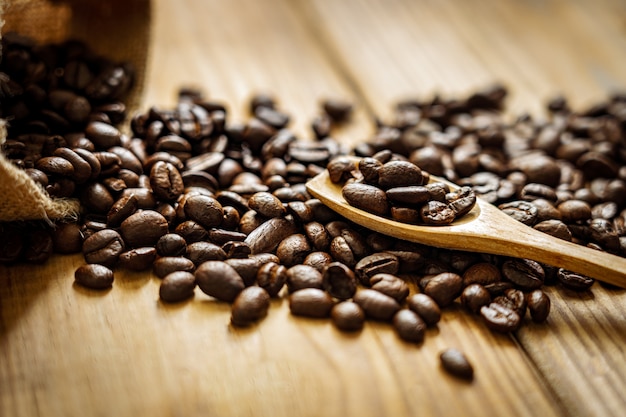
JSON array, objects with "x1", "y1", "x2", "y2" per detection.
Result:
[{"x1": 306, "y1": 161, "x2": 626, "y2": 288}]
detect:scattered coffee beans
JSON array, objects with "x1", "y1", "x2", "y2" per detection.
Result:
[{"x1": 74, "y1": 264, "x2": 114, "y2": 290}]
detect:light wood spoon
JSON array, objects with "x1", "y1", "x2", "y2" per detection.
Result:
[{"x1": 306, "y1": 163, "x2": 626, "y2": 289}]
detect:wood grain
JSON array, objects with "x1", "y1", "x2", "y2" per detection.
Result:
[{"x1": 2, "y1": 0, "x2": 626, "y2": 416}]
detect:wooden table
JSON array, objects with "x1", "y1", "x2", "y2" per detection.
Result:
[{"x1": 3, "y1": 1, "x2": 626, "y2": 416}]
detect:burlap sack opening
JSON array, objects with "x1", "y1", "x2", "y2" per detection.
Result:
[{"x1": 0, "y1": 0, "x2": 151, "y2": 223}]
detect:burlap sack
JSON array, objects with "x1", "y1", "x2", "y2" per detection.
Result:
[{"x1": 0, "y1": 0, "x2": 151, "y2": 222}]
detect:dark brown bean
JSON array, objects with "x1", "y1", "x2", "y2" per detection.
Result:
[
  {"x1": 74, "y1": 264, "x2": 114, "y2": 290},
  {"x1": 480, "y1": 302, "x2": 521, "y2": 333},
  {"x1": 353, "y1": 289, "x2": 401, "y2": 321},
  {"x1": 370, "y1": 273, "x2": 410, "y2": 303},
  {"x1": 289, "y1": 288, "x2": 335, "y2": 318},
  {"x1": 393, "y1": 309, "x2": 426, "y2": 344},
  {"x1": 159, "y1": 271, "x2": 196, "y2": 302},
  {"x1": 406, "y1": 293, "x2": 441, "y2": 326},
  {"x1": 331, "y1": 301, "x2": 365, "y2": 331},
  {"x1": 195, "y1": 261, "x2": 245, "y2": 302},
  {"x1": 230, "y1": 286, "x2": 271, "y2": 326},
  {"x1": 120, "y1": 210, "x2": 169, "y2": 248},
  {"x1": 461, "y1": 284, "x2": 491, "y2": 314},
  {"x1": 82, "y1": 229, "x2": 125, "y2": 268},
  {"x1": 153, "y1": 256, "x2": 195, "y2": 278},
  {"x1": 423, "y1": 272, "x2": 463, "y2": 307},
  {"x1": 440, "y1": 348, "x2": 474, "y2": 380},
  {"x1": 501, "y1": 259, "x2": 544, "y2": 290},
  {"x1": 117, "y1": 247, "x2": 157, "y2": 271},
  {"x1": 526, "y1": 289, "x2": 551, "y2": 323}
]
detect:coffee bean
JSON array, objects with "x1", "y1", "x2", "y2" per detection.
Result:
[
  {"x1": 118, "y1": 247, "x2": 157, "y2": 271},
  {"x1": 558, "y1": 199, "x2": 592, "y2": 223},
  {"x1": 353, "y1": 289, "x2": 401, "y2": 321},
  {"x1": 107, "y1": 194, "x2": 139, "y2": 227},
  {"x1": 354, "y1": 252, "x2": 400, "y2": 286},
  {"x1": 406, "y1": 293, "x2": 441, "y2": 326},
  {"x1": 501, "y1": 259, "x2": 544, "y2": 290},
  {"x1": 557, "y1": 268, "x2": 595, "y2": 291},
  {"x1": 256, "y1": 261, "x2": 288, "y2": 297},
  {"x1": 82, "y1": 229, "x2": 125, "y2": 268},
  {"x1": 289, "y1": 288, "x2": 334, "y2": 318},
  {"x1": 440, "y1": 348, "x2": 474, "y2": 380},
  {"x1": 378, "y1": 160, "x2": 423, "y2": 189},
  {"x1": 245, "y1": 217, "x2": 298, "y2": 254},
  {"x1": 498, "y1": 201, "x2": 538, "y2": 226},
  {"x1": 423, "y1": 272, "x2": 463, "y2": 307},
  {"x1": 85, "y1": 121, "x2": 122, "y2": 149},
  {"x1": 231, "y1": 286, "x2": 271, "y2": 326},
  {"x1": 276, "y1": 234, "x2": 311, "y2": 266},
  {"x1": 52, "y1": 222, "x2": 83, "y2": 254},
  {"x1": 526, "y1": 289, "x2": 551, "y2": 323},
  {"x1": 304, "y1": 221, "x2": 331, "y2": 251},
  {"x1": 120, "y1": 210, "x2": 169, "y2": 248},
  {"x1": 80, "y1": 182, "x2": 115, "y2": 214},
  {"x1": 159, "y1": 271, "x2": 196, "y2": 302},
  {"x1": 286, "y1": 264, "x2": 324, "y2": 293},
  {"x1": 331, "y1": 301, "x2": 365, "y2": 331},
  {"x1": 321, "y1": 262, "x2": 357, "y2": 300},
  {"x1": 183, "y1": 194, "x2": 224, "y2": 229},
  {"x1": 462, "y1": 262, "x2": 501, "y2": 286},
  {"x1": 248, "y1": 191, "x2": 286, "y2": 218},
  {"x1": 74, "y1": 264, "x2": 114, "y2": 290},
  {"x1": 342, "y1": 182, "x2": 389, "y2": 216},
  {"x1": 494, "y1": 288, "x2": 527, "y2": 318},
  {"x1": 156, "y1": 233, "x2": 188, "y2": 257},
  {"x1": 187, "y1": 241, "x2": 227, "y2": 265},
  {"x1": 150, "y1": 161, "x2": 184, "y2": 202},
  {"x1": 393, "y1": 309, "x2": 426, "y2": 344},
  {"x1": 461, "y1": 284, "x2": 491, "y2": 313},
  {"x1": 153, "y1": 256, "x2": 195, "y2": 278},
  {"x1": 322, "y1": 98, "x2": 353, "y2": 122},
  {"x1": 533, "y1": 220, "x2": 572, "y2": 241},
  {"x1": 370, "y1": 273, "x2": 409, "y2": 303},
  {"x1": 23, "y1": 228, "x2": 54, "y2": 263},
  {"x1": 195, "y1": 261, "x2": 245, "y2": 302},
  {"x1": 420, "y1": 201, "x2": 456, "y2": 225},
  {"x1": 480, "y1": 302, "x2": 521, "y2": 333}
]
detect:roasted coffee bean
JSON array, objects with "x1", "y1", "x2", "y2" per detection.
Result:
[
  {"x1": 187, "y1": 241, "x2": 227, "y2": 265},
  {"x1": 248, "y1": 191, "x2": 286, "y2": 218},
  {"x1": 446, "y1": 186, "x2": 477, "y2": 218},
  {"x1": 439, "y1": 348, "x2": 474, "y2": 380},
  {"x1": 85, "y1": 121, "x2": 122, "y2": 149},
  {"x1": 303, "y1": 251, "x2": 334, "y2": 273},
  {"x1": 276, "y1": 234, "x2": 311, "y2": 267},
  {"x1": 520, "y1": 183, "x2": 557, "y2": 202},
  {"x1": 107, "y1": 194, "x2": 139, "y2": 227},
  {"x1": 393, "y1": 309, "x2": 427, "y2": 344},
  {"x1": 322, "y1": 98, "x2": 353, "y2": 122},
  {"x1": 222, "y1": 241, "x2": 251, "y2": 259},
  {"x1": 370, "y1": 273, "x2": 409, "y2": 303},
  {"x1": 304, "y1": 221, "x2": 331, "y2": 251},
  {"x1": 386, "y1": 185, "x2": 431, "y2": 205},
  {"x1": 289, "y1": 288, "x2": 335, "y2": 318},
  {"x1": 224, "y1": 257, "x2": 263, "y2": 287},
  {"x1": 378, "y1": 160, "x2": 423, "y2": 189},
  {"x1": 342, "y1": 182, "x2": 389, "y2": 216},
  {"x1": 74, "y1": 264, "x2": 114, "y2": 290},
  {"x1": 117, "y1": 247, "x2": 157, "y2": 271},
  {"x1": 526, "y1": 289, "x2": 551, "y2": 323},
  {"x1": 153, "y1": 256, "x2": 195, "y2": 278},
  {"x1": 209, "y1": 229, "x2": 247, "y2": 246},
  {"x1": 533, "y1": 220, "x2": 572, "y2": 241},
  {"x1": 245, "y1": 217, "x2": 298, "y2": 254},
  {"x1": 480, "y1": 302, "x2": 521, "y2": 333},
  {"x1": 331, "y1": 301, "x2": 365, "y2": 331},
  {"x1": 498, "y1": 201, "x2": 538, "y2": 226},
  {"x1": 231, "y1": 286, "x2": 271, "y2": 326},
  {"x1": 322, "y1": 262, "x2": 357, "y2": 300},
  {"x1": 159, "y1": 271, "x2": 196, "y2": 303},
  {"x1": 406, "y1": 293, "x2": 441, "y2": 326},
  {"x1": 354, "y1": 252, "x2": 400, "y2": 286},
  {"x1": 483, "y1": 281, "x2": 514, "y2": 297},
  {"x1": 420, "y1": 201, "x2": 456, "y2": 225},
  {"x1": 558, "y1": 199, "x2": 592, "y2": 223},
  {"x1": 22, "y1": 228, "x2": 54, "y2": 264},
  {"x1": 256, "y1": 262, "x2": 288, "y2": 297},
  {"x1": 53, "y1": 147, "x2": 92, "y2": 183},
  {"x1": 156, "y1": 233, "x2": 187, "y2": 257},
  {"x1": 423, "y1": 272, "x2": 463, "y2": 307},
  {"x1": 461, "y1": 284, "x2": 491, "y2": 313},
  {"x1": 150, "y1": 161, "x2": 184, "y2": 202},
  {"x1": 82, "y1": 229, "x2": 125, "y2": 267},
  {"x1": 462, "y1": 262, "x2": 501, "y2": 286},
  {"x1": 183, "y1": 194, "x2": 224, "y2": 229},
  {"x1": 286, "y1": 264, "x2": 324, "y2": 293},
  {"x1": 195, "y1": 261, "x2": 245, "y2": 302},
  {"x1": 557, "y1": 268, "x2": 595, "y2": 291},
  {"x1": 353, "y1": 289, "x2": 401, "y2": 321},
  {"x1": 501, "y1": 259, "x2": 544, "y2": 290},
  {"x1": 120, "y1": 188, "x2": 156, "y2": 209},
  {"x1": 120, "y1": 210, "x2": 169, "y2": 248},
  {"x1": 494, "y1": 288, "x2": 527, "y2": 318}
]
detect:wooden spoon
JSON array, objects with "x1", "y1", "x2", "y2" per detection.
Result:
[{"x1": 306, "y1": 164, "x2": 626, "y2": 289}]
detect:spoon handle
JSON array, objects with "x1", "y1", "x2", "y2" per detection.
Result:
[{"x1": 466, "y1": 201, "x2": 626, "y2": 288}]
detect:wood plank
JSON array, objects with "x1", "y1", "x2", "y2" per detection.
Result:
[
  {"x1": 299, "y1": 0, "x2": 626, "y2": 416},
  {"x1": 0, "y1": 0, "x2": 566, "y2": 416}
]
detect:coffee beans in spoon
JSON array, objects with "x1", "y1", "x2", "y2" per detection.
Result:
[{"x1": 328, "y1": 156, "x2": 477, "y2": 225}]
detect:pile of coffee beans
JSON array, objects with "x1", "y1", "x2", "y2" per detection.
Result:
[
  {"x1": 327, "y1": 155, "x2": 477, "y2": 225},
  {"x1": 3, "y1": 35, "x2": 626, "y2": 382}
]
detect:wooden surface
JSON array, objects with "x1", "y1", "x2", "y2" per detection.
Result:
[{"x1": 2, "y1": 0, "x2": 626, "y2": 416}]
